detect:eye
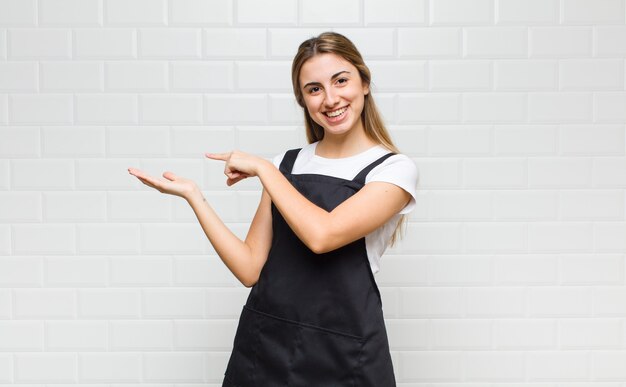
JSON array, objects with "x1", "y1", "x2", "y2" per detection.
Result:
[
  {"x1": 308, "y1": 86, "x2": 320, "y2": 94},
  {"x1": 337, "y1": 78, "x2": 348, "y2": 84}
]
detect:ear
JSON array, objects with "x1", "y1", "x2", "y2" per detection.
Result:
[{"x1": 363, "y1": 82, "x2": 370, "y2": 96}]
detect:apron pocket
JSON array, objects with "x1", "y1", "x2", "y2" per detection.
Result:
[{"x1": 289, "y1": 321, "x2": 365, "y2": 386}]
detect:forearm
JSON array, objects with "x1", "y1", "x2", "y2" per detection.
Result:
[
  {"x1": 256, "y1": 159, "x2": 330, "y2": 253},
  {"x1": 185, "y1": 188, "x2": 258, "y2": 287}
]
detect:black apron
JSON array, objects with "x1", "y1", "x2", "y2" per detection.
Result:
[{"x1": 222, "y1": 147, "x2": 397, "y2": 387}]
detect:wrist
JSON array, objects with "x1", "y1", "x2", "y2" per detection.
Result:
[{"x1": 184, "y1": 185, "x2": 204, "y2": 204}]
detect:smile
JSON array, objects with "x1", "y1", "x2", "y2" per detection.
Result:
[{"x1": 324, "y1": 106, "x2": 348, "y2": 118}]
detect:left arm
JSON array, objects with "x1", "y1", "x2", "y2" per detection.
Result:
[{"x1": 256, "y1": 159, "x2": 410, "y2": 254}]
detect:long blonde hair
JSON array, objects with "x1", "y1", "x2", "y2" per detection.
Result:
[{"x1": 291, "y1": 31, "x2": 408, "y2": 247}]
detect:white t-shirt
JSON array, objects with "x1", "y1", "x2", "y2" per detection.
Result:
[{"x1": 272, "y1": 141, "x2": 418, "y2": 275}]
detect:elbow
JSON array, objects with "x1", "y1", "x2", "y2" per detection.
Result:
[
  {"x1": 239, "y1": 270, "x2": 260, "y2": 288},
  {"x1": 308, "y1": 228, "x2": 334, "y2": 255}
]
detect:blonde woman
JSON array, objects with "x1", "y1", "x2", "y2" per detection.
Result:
[{"x1": 128, "y1": 31, "x2": 418, "y2": 386}]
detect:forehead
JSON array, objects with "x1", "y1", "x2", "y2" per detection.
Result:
[{"x1": 299, "y1": 53, "x2": 356, "y2": 82}]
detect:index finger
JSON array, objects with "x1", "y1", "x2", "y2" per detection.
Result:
[{"x1": 205, "y1": 152, "x2": 229, "y2": 160}]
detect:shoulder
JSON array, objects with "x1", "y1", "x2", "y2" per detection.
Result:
[
  {"x1": 366, "y1": 152, "x2": 419, "y2": 215},
  {"x1": 272, "y1": 143, "x2": 315, "y2": 169}
]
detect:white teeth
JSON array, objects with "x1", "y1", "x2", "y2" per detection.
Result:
[{"x1": 325, "y1": 107, "x2": 347, "y2": 117}]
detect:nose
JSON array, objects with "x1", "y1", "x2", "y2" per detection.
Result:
[{"x1": 323, "y1": 88, "x2": 340, "y2": 108}]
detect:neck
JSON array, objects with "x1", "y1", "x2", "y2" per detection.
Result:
[{"x1": 315, "y1": 123, "x2": 377, "y2": 159}]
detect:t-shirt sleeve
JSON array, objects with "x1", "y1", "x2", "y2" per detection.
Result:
[
  {"x1": 272, "y1": 151, "x2": 287, "y2": 169},
  {"x1": 365, "y1": 154, "x2": 418, "y2": 215}
]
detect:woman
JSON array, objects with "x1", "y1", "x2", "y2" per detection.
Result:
[{"x1": 128, "y1": 31, "x2": 418, "y2": 386}]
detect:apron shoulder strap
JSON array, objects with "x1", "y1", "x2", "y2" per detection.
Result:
[
  {"x1": 278, "y1": 148, "x2": 302, "y2": 174},
  {"x1": 352, "y1": 152, "x2": 396, "y2": 185}
]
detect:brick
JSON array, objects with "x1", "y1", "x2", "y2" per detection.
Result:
[
  {"x1": 0, "y1": 62, "x2": 37, "y2": 90},
  {"x1": 41, "y1": 61, "x2": 103, "y2": 91},
  {"x1": 45, "y1": 257, "x2": 107, "y2": 286},
  {"x1": 0, "y1": 0, "x2": 36, "y2": 25},
  {"x1": 139, "y1": 28, "x2": 201, "y2": 58},
  {"x1": 236, "y1": 61, "x2": 292, "y2": 91},
  {"x1": 0, "y1": 226, "x2": 9, "y2": 256},
  {"x1": 528, "y1": 222, "x2": 593, "y2": 252},
  {"x1": 429, "y1": 191, "x2": 492, "y2": 221},
  {"x1": 108, "y1": 191, "x2": 171, "y2": 222},
  {"x1": 560, "y1": 319, "x2": 622, "y2": 348},
  {"x1": 559, "y1": 59, "x2": 623, "y2": 90},
  {"x1": 0, "y1": 191, "x2": 40, "y2": 222},
  {"x1": 400, "y1": 223, "x2": 462, "y2": 253},
  {"x1": 430, "y1": 320, "x2": 492, "y2": 349},
  {"x1": 528, "y1": 92, "x2": 592, "y2": 123},
  {"x1": 496, "y1": 0, "x2": 558, "y2": 24},
  {"x1": 205, "y1": 94, "x2": 268, "y2": 124},
  {"x1": 399, "y1": 27, "x2": 461, "y2": 58},
  {"x1": 10, "y1": 94, "x2": 73, "y2": 124},
  {"x1": 78, "y1": 289, "x2": 141, "y2": 318},
  {"x1": 42, "y1": 126, "x2": 105, "y2": 157},
  {"x1": 594, "y1": 223, "x2": 626, "y2": 252},
  {"x1": 385, "y1": 319, "x2": 428, "y2": 350},
  {"x1": 110, "y1": 256, "x2": 171, "y2": 286},
  {"x1": 562, "y1": 0, "x2": 625, "y2": 24},
  {"x1": 494, "y1": 60, "x2": 557, "y2": 90},
  {"x1": 46, "y1": 321, "x2": 107, "y2": 350},
  {"x1": 170, "y1": 0, "x2": 232, "y2": 25},
  {"x1": 204, "y1": 28, "x2": 266, "y2": 58},
  {"x1": 206, "y1": 288, "x2": 250, "y2": 317},
  {"x1": 594, "y1": 286, "x2": 626, "y2": 316},
  {"x1": 44, "y1": 192, "x2": 105, "y2": 222},
  {"x1": 594, "y1": 92, "x2": 626, "y2": 122},
  {"x1": 370, "y1": 255, "x2": 428, "y2": 286},
  {"x1": 326, "y1": 27, "x2": 396, "y2": 57},
  {"x1": 494, "y1": 124, "x2": 558, "y2": 155},
  {"x1": 170, "y1": 61, "x2": 233, "y2": 91},
  {"x1": 74, "y1": 28, "x2": 136, "y2": 58},
  {"x1": 75, "y1": 94, "x2": 138, "y2": 124},
  {"x1": 143, "y1": 353, "x2": 204, "y2": 381},
  {"x1": 140, "y1": 94, "x2": 203, "y2": 124},
  {"x1": 529, "y1": 287, "x2": 592, "y2": 316},
  {"x1": 465, "y1": 27, "x2": 527, "y2": 58},
  {"x1": 268, "y1": 94, "x2": 304, "y2": 124},
  {"x1": 494, "y1": 319, "x2": 556, "y2": 348},
  {"x1": 105, "y1": 61, "x2": 167, "y2": 91},
  {"x1": 595, "y1": 26, "x2": 626, "y2": 57},
  {"x1": 236, "y1": 0, "x2": 296, "y2": 25},
  {"x1": 110, "y1": 321, "x2": 172, "y2": 350},
  {"x1": 429, "y1": 60, "x2": 489, "y2": 90},
  {"x1": 0, "y1": 256, "x2": 41, "y2": 286},
  {"x1": 560, "y1": 125, "x2": 624, "y2": 156},
  {"x1": 429, "y1": 255, "x2": 492, "y2": 284},
  {"x1": 11, "y1": 159, "x2": 73, "y2": 190},
  {"x1": 77, "y1": 224, "x2": 139, "y2": 254},
  {"x1": 79, "y1": 353, "x2": 142, "y2": 381},
  {"x1": 528, "y1": 157, "x2": 592, "y2": 187},
  {"x1": 14, "y1": 353, "x2": 76, "y2": 382},
  {"x1": 268, "y1": 28, "x2": 333, "y2": 58},
  {"x1": 14, "y1": 289, "x2": 75, "y2": 318},
  {"x1": 174, "y1": 255, "x2": 236, "y2": 287},
  {"x1": 398, "y1": 93, "x2": 460, "y2": 123},
  {"x1": 526, "y1": 351, "x2": 589, "y2": 380},
  {"x1": 366, "y1": 60, "x2": 425, "y2": 91},
  {"x1": 431, "y1": 0, "x2": 492, "y2": 24},
  {"x1": 463, "y1": 93, "x2": 526, "y2": 122},
  {"x1": 398, "y1": 351, "x2": 462, "y2": 381},
  {"x1": 0, "y1": 126, "x2": 39, "y2": 157},
  {"x1": 530, "y1": 27, "x2": 592, "y2": 57},
  {"x1": 106, "y1": 0, "x2": 166, "y2": 25},
  {"x1": 400, "y1": 287, "x2": 464, "y2": 317},
  {"x1": 593, "y1": 157, "x2": 626, "y2": 189},
  {"x1": 236, "y1": 126, "x2": 299, "y2": 157},
  {"x1": 175, "y1": 320, "x2": 237, "y2": 349},
  {"x1": 39, "y1": 0, "x2": 101, "y2": 26},
  {"x1": 563, "y1": 188, "x2": 624, "y2": 221},
  {"x1": 466, "y1": 287, "x2": 525, "y2": 317},
  {"x1": 463, "y1": 158, "x2": 526, "y2": 187},
  {"x1": 593, "y1": 351, "x2": 626, "y2": 379},
  {"x1": 108, "y1": 125, "x2": 169, "y2": 156},
  {"x1": 170, "y1": 125, "x2": 235, "y2": 156},
  {"x1": 0, "y1": 321, "x2": 42, "y2": 350},
  {"x1": 8, "y1": 29, "x2": 71, "y2": 59},
  {"x1": 465, "y1": 351, "x2": 524, "y2": 381},
  {"x1": 364, "y1": 0, "x2": 425, "y2": 25},
  {"x1": 143, "y1": 289, "x2": 205, "y2": 318},
  {"x1": 300, "y1": 0, "x2": 360, "y2": 25},
  {"x1": 142, "y1": 224, "x2": 206, "y2": 254},
  {"x1": 560, "y1": 254, "x2": 623, "y2": 284}
]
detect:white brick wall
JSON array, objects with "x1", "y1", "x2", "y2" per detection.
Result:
[{"x1": 0, "y1": 0, "x2": 625, "y2": 385}]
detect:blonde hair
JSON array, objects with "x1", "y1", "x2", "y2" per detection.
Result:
[{"x1": 291, "y1": 31, "x2": 408, "y2": 247}]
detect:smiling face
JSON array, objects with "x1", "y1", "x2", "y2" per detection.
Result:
[{"x1": 299, "y1": 53, "x2": 370, "y2": 139}]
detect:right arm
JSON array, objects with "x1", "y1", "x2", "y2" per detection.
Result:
[{"x1": 186, "y1": 186, "x2": 273, "y2": 288}]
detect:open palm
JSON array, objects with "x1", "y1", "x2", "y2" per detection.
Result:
[{"x1": 127, "y1": 167, "x2": 198, "y2": 200}]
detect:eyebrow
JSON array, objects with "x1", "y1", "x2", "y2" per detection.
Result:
[{"x1": 302, "y1": 71, "x2": 351, "y2": 90}]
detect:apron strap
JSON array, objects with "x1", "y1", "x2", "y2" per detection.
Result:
[
  {"x1": 352, "y1": 152, "x2": 396, "y2": 185},
  {"x1": 279, "y1": 148, "x2": 302, "y2": 174}
]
